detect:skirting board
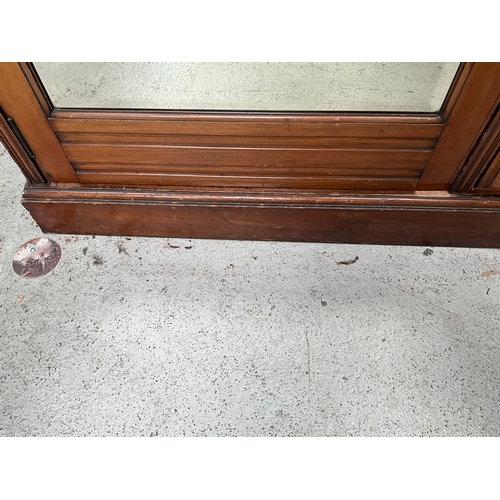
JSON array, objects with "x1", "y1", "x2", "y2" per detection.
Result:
[{"x1": 21, "y1": 185, "x2": 500, "y2": 248}]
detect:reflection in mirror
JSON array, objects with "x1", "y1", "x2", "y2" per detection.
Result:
[{"x1": 33, "y1": 62, "x2": 460, "y2": 113}]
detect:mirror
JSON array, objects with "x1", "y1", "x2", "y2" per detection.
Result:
[{"x1": 33, "y1": 62, "x2": 460, "y2": 113}]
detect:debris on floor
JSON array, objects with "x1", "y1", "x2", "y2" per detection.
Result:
[
  {"x1": 482, "y1": 270, "x2": 500, "y2": 277},
  {"x1": 16, "y1": 295, "x2": 23, "y2": 303},
  {"x1": 117, "y1": 243, "x2": 129, "y2": 256},
  {"x1": 337, "y1": 256, "x2": 359, "y2": 265},
  {"x1": 423, "y1": 248, "x2": 434, "y2": 256},
  {"x1": 12, "y1": 238, "x2": 61, "y2": 278},
  {"x1": 93, "y1": 255, "x2": 104, "y2": 266}
]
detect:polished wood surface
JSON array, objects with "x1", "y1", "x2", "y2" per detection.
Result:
[
  {"x1": 22, "y1": 185, "x2": 500, "y2": 248},
  {"x1": 0, "y1": 63, "x2": 78, "y2": 183},
  {"x1": 452, "y1": 101, "x2": 500, "y2": 194},
  {"x1": 18, "y1": 62, "x2": 53, "y2": 117},
  {"x1": 0, "y1": 111, "x2": 46, "y2": 184},
  {"x1": 439, "y1": 62, "x2": 474, "y2": 122},
  {"x1": 49, "y1": 109, "x2": 441, "y2": 191},
  {"x1": 417, "y1": 63, "x2": 500, "y2": 190}
]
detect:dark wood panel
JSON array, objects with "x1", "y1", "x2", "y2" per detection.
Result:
[
  {"x1": 75, "y1": 172, "x2": 418, "y2": 190},
  {"x1": 63, "y1": 144, "x2": 432, "y2": 169},
  {"x1": 50, "y1": 109, "x2": 443, "y2": 124},
  {"x1": 50, "y1": 113, "x2": 444, "y2": 140},
  {"x1": 461, "y1": 109, "x2": 500, "y2": 194},
  {"x1": 471, "y1": 150, "x2": 500, "y2": 193},
  {"x1": 75, "y1": 161, "x2": 421, "y2": 189},
  {"x1": 491, "y1": 169, "x2": 500, "y2": 188},
  {"x1": 75, "y1": 163, "x2": 422, "y2": 176},
  {"x1": 22, "y1": 186, "x2": 500, "y2": 248},
  {"x1": 50, "y1": 107, "x2": 439, "y2": 194},
  {"x1": 47, "y1": 101, "x2": 442, "y2": 193},
  {"x1": 24, "y1": 185, "x2": 499, "y2": 207},
  {"x1": 58, "y1": 132, "x2": 437, "y2": 150}
]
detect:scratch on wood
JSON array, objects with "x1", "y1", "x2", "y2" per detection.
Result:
[{"x1": 218, "y1": 213, "x2": 233, "y2": 226}]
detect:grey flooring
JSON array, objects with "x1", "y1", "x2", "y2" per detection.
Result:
[
  {"x1": 1, "y1": 143, "x2": 500, "y2": 436},
  {"x1": 33, "y1": 62, "x2": 459, "y2": 112}
]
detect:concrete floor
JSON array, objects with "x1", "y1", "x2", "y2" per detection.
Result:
[
  {"x1": 1, "y1": 143, "x2": 500, "y2": 436},
  {"x1": 33, "y1": 62, "x2": 459, "y2": 112}
]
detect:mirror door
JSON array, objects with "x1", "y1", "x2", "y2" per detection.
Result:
[{"x1": 2, "y1": 62, "x2": 500, "y2": 247}]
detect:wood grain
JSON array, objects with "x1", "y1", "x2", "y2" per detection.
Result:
[
  {"x1": 63, "y1": 144, "x2": 431, "y2": 168},
  {"x1": 417, "y1": 63, "x2": 500, "y2": 190},
  {"x1": 22, "y1": 185, "x2": 500, "y2": 248},
  {"x1": 18, "y1": 62, "x2": 53, "y2": 117},
  {"x1": 475, "y1": 149, "x2": 500, "y2": 191},
  {"x1": 58, "y1": 132, "x2": 438, "y2": 149},
  {"x1": 439, "y1": 62, "x2": 474, "y2": 122},
  {"x1": 452, "y1": 101, "x2": 500, "y2": 194},
  {"x1": 74, "y1": 172, "x2": 419, "y2": 190},
  {"x1": 0, "y1": 111, "x2": 46, "y2": 184},
  {"x1": 53, "y1": 110, "x2": 437, "y2": 191},
  {"x1": 50, "y1": 114, "x2": 444, "y2": 139},
  {"x1": 5, "y1": 61, "x2": 500, "y2": 247},
  {"x1": 0, "y1": 63, "x2": 78, "y2": 182}
]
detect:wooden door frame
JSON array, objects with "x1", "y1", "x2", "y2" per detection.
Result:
[{"x1": 2, "y1": 62, "x2": 500, "y2": 247}]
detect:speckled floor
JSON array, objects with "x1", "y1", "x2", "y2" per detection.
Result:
[
  {"x1": 33, "y1": 62, "x2": 459, "y2": 112},
  {"x1": 1, "y1": 143, "x2": 500, "y2": 436}
]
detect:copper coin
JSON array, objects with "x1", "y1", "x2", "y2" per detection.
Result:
[{"x1": 13, "y1": 238, "x2": 61, "y2": 278}]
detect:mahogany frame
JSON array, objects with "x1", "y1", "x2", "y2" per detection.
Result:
[{"x1": 2, "y1": 62, "x2": 500, "y2": 247}]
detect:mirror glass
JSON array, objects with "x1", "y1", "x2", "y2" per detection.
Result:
[{"x1": 33, "y1": 62, "x2": 460, "y2": 113}]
